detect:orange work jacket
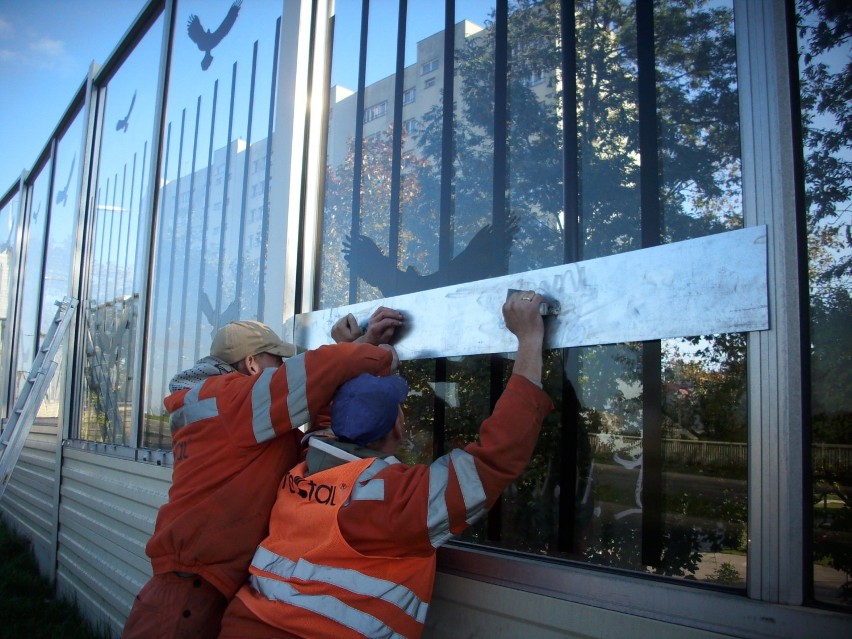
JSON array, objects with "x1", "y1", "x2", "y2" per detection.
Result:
[{"x1": 145, "y1": 342, "x2": 393, "y2": 599}]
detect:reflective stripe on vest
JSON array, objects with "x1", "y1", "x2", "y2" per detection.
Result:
[
  {"x1": 170, "y1": 353, "x2": 309, "y2": 442},
  {"x1": 169, "y1": 381, "x2": 218, "y2": 433},
  {"x1": 285, "y1": 353, "x2": 309, "y2": 431},
  {"x1": 251, "y1": 367, "x2": 277, "y2": 442},
  {"x1": 426, "y1": 448, "x2": 486, "y2": 547},
  {"x1": 350, "y1": 457, "x2": 398, "y2": 502},
  {"x1": 252, "y1": 353, "x2": 308, "y2": 442},
  {"x1": 250, "y1": 545, "x2": 427, "y2": 634}
]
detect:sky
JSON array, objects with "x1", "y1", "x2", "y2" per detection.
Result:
[
  {"x1": 0, "y1": 0, "x2": 147, "y2": 193},
  {"x1": 0, "y1": 0, "x2": 495, "y2": 195}
]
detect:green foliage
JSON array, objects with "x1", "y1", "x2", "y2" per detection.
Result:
[
  {"x1": 0, "y1": 518, "x2": 110, "y2": 639},
  {"x1": 705, "y1": 561, "x2": 742, "y2": 585}
]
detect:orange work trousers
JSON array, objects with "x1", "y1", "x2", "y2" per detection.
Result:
[
  {"x1": 217, "y1": 596, "x2": 301, "y2": 639},
  {"x1": 121, "y1": 572, "x2": 228, "y2": 639}
]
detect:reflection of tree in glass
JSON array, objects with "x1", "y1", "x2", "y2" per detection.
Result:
[{"x1": 798, "y1": 0, "x2": 852, "y2": 605}]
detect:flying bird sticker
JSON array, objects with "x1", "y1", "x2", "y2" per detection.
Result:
[
  {"x1": 187, "y1": 0, "x2": 243, "y2": 70},
  {"x1": 116, "y1": 90, "x2": 136, "y2": 132},
  {"x1": 55, "y1": 156, "x2": 76, "y2": 206}
]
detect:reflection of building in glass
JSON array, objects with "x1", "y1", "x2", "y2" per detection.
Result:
[{"x1": 326, "y1": 21, "x2": 488, "y2": 169}]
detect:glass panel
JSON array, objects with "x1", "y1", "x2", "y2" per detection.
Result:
[
  {"x1": 653, "y1": 0, "x2": 745, "y2": 584},
  {"x1": 79, "y1": 15, "x2": 165, "y2": 444},
  {"x1": 315, "y1": 0, "x2": 746, "y2": 587},
  {"x1": 36, "y1": 109, "x2": 86, "y2": 427},
  {"x1": 797, "y1": 1, "x2": 852, "y2": 609},
  {"x1": 0, "y1": 191, "x2": 22, "y2": 415},
  {"x1": 142, "y1": 0, "x2": 283, "y2": 449},
  {"x1": 12, "y1": 167, "x2": 51, "y2": 405}
]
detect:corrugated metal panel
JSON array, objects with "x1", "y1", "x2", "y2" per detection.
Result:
[
  {"x1": 56, "y1": 447, "x2": 171, "y2": 637},
  {"x1": 0, "y1": 418, "x2": 59, "y2": 575}
]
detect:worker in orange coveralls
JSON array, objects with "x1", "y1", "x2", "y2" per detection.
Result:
[
  {"x1": 217, "y1": 290, "x2": 554, "y2": 639},
  {"x1": 122, "y1": 310, "x2": 403, "y2": 639}
]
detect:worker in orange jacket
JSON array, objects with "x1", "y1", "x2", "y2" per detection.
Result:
[
  {"x1": 122, "y1": 311, "x2": 403, "y2": 639},
  {"x1": 218, "y1": 290, "x2": 554, "y2": 639}
]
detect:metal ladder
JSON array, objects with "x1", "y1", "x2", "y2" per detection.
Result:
[{"x1": 0, "y1": 297, "x2": 78, "y2": 501}]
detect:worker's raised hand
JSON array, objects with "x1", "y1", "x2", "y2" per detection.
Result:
[
  {"x1": 359, "y1": 307, "x2": 404, "y2": 345},
  {"x1": 503, "y1": 291, "x2": 545, "y2": 385},
  {"x1": 503, "y1": 291, "x2": 545, "y2": 344},
  {"x1": 331, "y1": 313, "x2": 361, "y2": 343}
]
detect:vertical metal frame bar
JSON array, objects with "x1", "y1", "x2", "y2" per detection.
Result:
[
  {"x1": 34, "y1": 140, "x2": 60, "y2": 345},
  {"x1": 388, "y1": 0, "x2": 408, "y2": 279},
  {"x1": 133, "y1": 0, "x2": 176, "y2": 447},
  {"x1": 783, "y1": 0, "x2": 813, "y2": 603},
  {"x1": 293, "y1": 4, "x2": 320, "y2": 316},
  {"x1": 236, "y1": 42, "x2": 260, "y2": 308},
  {"x1": 10, "y1": 177, "x2": 38, "y2": 402},
  {"x1": 438, "y1": 0, "x2": 455, "y2": 277},
  {"x1": 348, "y1": 0, "x2": 371, "y2": 304},
  {"x1": 735, "y1": 0, "x2": 806, "y2": 605},
  {"x1": 214, "y1": 64, "x2": 239, "y2": 328},
  {"x1": 195, "y1": 80, "x2": 219, "y2": 359},
  {"x1": 558, "y1": 0, "x2": 581, "y2": 554},
  {"x1": 0, "y1": 176, "x2": 27, "y2": 428},
  {"x1": 636, "y1": 0, "x2": 663, "y2": 567},
  {"x1": 492, "y1": 0, "x2": 508, "y2": 238},
  {"x1": 430, "y1": 0, "x2": 456, "y2": 463},
  {"x1": 56, "y1": 66, "x2": 101, "y2": 577},
  {"x1": 69, "y1": 69, "x2": 106, "y2": 441},
  {"x1": 177, "y1": 96, "x2": 202, "y2": 365},
  {"x1": 484, "y1": 0, "x2": 509, "y2": 542},
  {"x1": 276, "y1": 0, "x2": 327, "y2": 327},
  {"x1": 158, "y1": 113, "x2": 183, "y2": 409},
  {"x1": 258, "y1": 17, "x2": 282, "y2": 318}
]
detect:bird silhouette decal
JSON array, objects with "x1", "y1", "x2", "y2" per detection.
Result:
[
  {"x1": 343, "y1": 216, "x2": 520, "y2": 296},
  {"x1": 187, "y1": 0, "x2": 242, "y2": 71},
  {"x1": 116, "y1": 91, "x2": 136, "y2": 132},
  {"x1": 55, "y1": 155, "x2": 76, "y2": 206}
]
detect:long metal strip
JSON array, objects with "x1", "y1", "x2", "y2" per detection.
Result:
[{"x1": 289, "y1": 225, "x2": 769, "y2": 358}]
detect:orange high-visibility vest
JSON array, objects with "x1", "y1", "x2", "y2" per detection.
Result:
[{"x1": 238, "y1": 457, "x2": 436, "y2": 639}]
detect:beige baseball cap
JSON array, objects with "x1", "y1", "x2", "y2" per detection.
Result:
[{"x1": 210, "y1": 320, "x2": 297, "y2": 363}]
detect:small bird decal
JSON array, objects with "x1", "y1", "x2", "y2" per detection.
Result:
[
  {"x1": 55, "y1": 156, "x2": 76, "y2": 206},
  {"x1": 116, "y1": 91, "x2": 136, "y2": 132},
  {"x1": 187, "y1": 0, "x2": 242, "y2": 71}
]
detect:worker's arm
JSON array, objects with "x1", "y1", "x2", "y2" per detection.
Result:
[
  {"x1": 340, "y1": 291, "x2": 553, "y2": 554},
  {"x1": 217, "y1": 342, "x2": 397, "y2": 446}
]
